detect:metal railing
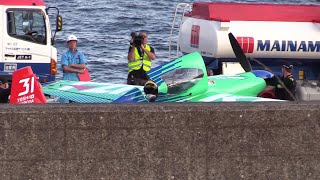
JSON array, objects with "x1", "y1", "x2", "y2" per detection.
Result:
[{"x1": 168, "y1": 3, "x2": 191, "y2": 60}]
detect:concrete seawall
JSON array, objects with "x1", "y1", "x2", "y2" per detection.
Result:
[{"x1": 0, "y1": 102, "x2": 320, "y2": 179}]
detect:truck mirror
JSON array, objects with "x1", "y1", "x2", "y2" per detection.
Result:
[{"x1": 56, "y1": 15, "x2": 62, "y2": 32}]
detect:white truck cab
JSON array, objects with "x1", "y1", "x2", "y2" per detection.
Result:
[{"x1": 0, "y1": 0, "x2": 62, "y2": 83}]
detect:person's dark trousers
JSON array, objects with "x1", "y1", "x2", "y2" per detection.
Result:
[
  {"x1": 127, "y1": 67, "x2": 149, "y2": 86},
  {"x1": 0, "y1": 88, "x2": 10, "y2": 103}
]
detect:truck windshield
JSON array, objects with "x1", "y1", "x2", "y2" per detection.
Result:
[{"x1": 7, "y1": 9, "x2": 47, "y2": 45}]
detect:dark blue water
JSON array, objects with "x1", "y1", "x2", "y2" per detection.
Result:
[{"x1": 44, "y1": 0, "x2": 320, "y2": 83}]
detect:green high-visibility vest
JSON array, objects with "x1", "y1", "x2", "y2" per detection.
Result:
[{"x1": 128, "y1": 45, "x2": 152, "y2": 72}]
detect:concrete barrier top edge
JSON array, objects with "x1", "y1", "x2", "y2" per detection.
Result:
[{"x1": 0, "y1": 101, "x2": 319, "y2": 113}]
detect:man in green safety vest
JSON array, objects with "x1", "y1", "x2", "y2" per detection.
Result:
[{"x1": 127, "y1": 31, "x2": 156, "y2": 85}]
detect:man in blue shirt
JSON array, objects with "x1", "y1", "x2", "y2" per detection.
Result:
[{"x1": 61, "y1": 34, "x2": 87, "y2": 81}]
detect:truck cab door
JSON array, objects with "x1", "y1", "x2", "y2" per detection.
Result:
[{"x1": 3, "y1": 8, "x2": 51, "y2": 74}]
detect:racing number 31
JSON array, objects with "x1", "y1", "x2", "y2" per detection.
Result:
[{"x1": 18, "y1": 77, "x2": 35, "y2": 96}]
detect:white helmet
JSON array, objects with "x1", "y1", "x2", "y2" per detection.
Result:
[{"x1": 67, "y1": 34, "x2": 78, "y2": 42}]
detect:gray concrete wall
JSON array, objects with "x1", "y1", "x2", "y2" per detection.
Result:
[{"x1": 0, "y1": 102, "x2": 319, "y2": 179}]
